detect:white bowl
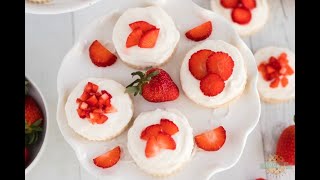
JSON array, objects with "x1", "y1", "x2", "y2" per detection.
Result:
[
  {"x1": 25, "y1": 75, "x2": 49, "y2": 175},
  {"x1": 25, "y1": 0, "x2": 101, "y2": 15},
  {"x1": 56, "y1": 0, "x2": 261, "y2": 179}
]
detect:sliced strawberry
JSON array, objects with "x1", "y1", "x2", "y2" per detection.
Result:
[
  {"x1": 93, "y1": 146, "x2": 121, "y2": 168},
  {"x1": 140, "y1": 124, "x2": 162, "y2": 141},
  {"x1": 281, "y1": 76, "x2": 288, "y2": 87},
  {"x1": 89, "y1": 40, "x2": 117, "y2": 67},
  {"x1": 126, "y1": 28, "x2": 143, "y2": 48},
  {"x1": 206, "y1": 52, "x2": 234, "y2": 81},
  {"x1": 138, "y1": 28, "x2": 160, "y2": 48},
  {"x1": 86, "y1": 95, "x2": 98, "y2": 106},
  {"x1": 241, "y1": 0, "x2": 256, "y2": 9},
  {"x1": 220, "y1": 0, "x2": 239, "y2": 8},
  {"x1": 84, "y1": 82, "x2": 99, "y2": 93},
  {"x1": 160, "y1": 119, "x2": 179, "y2": 135},
  {"x1": 270, "y1": 77, "x2": 280, "y2": 88},
  {"x1": 200, "y1": 73, "x2": 225, "y2": 96},
  {"x1": 185, "y1": 21, "x2": 212, "y2": 41},
  {"x1": 285, "y1": 65, "x2": 294, "y2": 75},
  {"x1": 266, "y1": 65, "x2": 275, "y2": 74},
  {"x1": 189, "y1": 50, "x2": 213, "y2": 80},
  {"x1": 89, "y1": 112, "x2": 108, "y2": 124},
  {"x1": 129, "y1": 21, "x2": 156, "y2": 32},
  {"x1": 145, "y1": 136, "x2": 160, "y2": 158},
  {"x1": 195, "y1": 126, "x2": 226, "y2": 151},
  {"x1": 156, "y1": 132, "x2": 176, "y2": 150},
  {"x1": 231, "y1": 7, "x2": 252, "y2": 25}
]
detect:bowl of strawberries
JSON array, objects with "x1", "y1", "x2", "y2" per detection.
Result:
[{"x1": 25, "y1": 76, "x2": 48, "y2": 175}]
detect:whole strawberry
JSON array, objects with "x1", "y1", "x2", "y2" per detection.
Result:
[
  {"x1": 276, "y1": 123, "x2": 295, "y2": 165},
  {"x1": 25, "y1": 95, "x2": 43, "y2": 145},
  {"x1": 126, "y1": 68, "x2": 179, "y2": 102}
]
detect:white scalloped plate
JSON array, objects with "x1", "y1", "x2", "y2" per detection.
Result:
[
  {"x1": 25, "y1": 0, "x2": 101, "y2": 15},
  {"x1": 56, "y1": 0, "x2": 261, "y2": 179}
]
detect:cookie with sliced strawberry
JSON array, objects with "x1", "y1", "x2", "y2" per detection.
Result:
[
  {"x1": 195, "y1": 126, "x2": 226, "y2": 151},
  {"x1": 185, "y1": 21, "x2": 212, "y2": 41},
  {"x1": 89, "y1": 40, "x2": 117, "y2": 67},
  {"x1": 255, "y1": 47, "x2": 295, "y2": 103},
  {"x1": 126, "y1": 68, "x2": 179, "y2": 102},
  {"x1": 93, "y1": 146, "x2": 121, "y2": 168},
  {"x1": 127, "y1": 109, "x2": 194, "y2": 176}
]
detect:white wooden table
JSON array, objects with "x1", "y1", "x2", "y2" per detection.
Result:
[{"x1": 25, "y1": 0, "x2": 295, "y2": 179}]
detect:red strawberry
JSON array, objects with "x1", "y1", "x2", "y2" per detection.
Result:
[
  {"x1": 160, "y1": 119, "x2": 179, "y2": 135},
  {"x1": 270, "y1": 77, "x2": 280, "y2": 88},
  {"x1": 185, "y1": 21, "x2": 212, "y2": 41},
  {"x1": 138, "y1": 29, "x2": 160, "y2": 48},
  {"x1": 231, "y1": 7, "x2": 252, "y2": 25},
  {"x1": 126, "y1": 28, "x2": 143, "y2": 48},
  {"x1": 126, "y1": 68, "x2": 179, "y2": 102},
  {"x1": 25, "y1": 147, "x2": 29, "y2": 164},
  {"x1": 89, "y1": 40, "x2": 117, "y2": 67},
  {"x1": 140, "y1": 124, "x2": 162, "y2": 141},
  {"x1": 84, "y1": 82, "x2": 99, "y2": 93},
  {"x1": 220, "y1": 0, "x2": 239, "y2": 8},
  {"x1": 206, "y1": 52, "x2": 234, "y2": 81},
  {"x1": 156, "y1": 132, "x2": 176, "y2": 150},
  {"x1": 145, "y1": 136, "x2": 160, "y2": 158},
  {"x1": 285, "y1": 65, "x2": 294, "y2": 75},
  {"x1": 276, "y1": 125, "x2": 295, "y2": 165},
  {"x1": 266, "y1": 65, "x2": 275, "y2": 74},
  {"x1": 89, "y1": 113, "x2": 108, "y2": 124},
  {"x1": 241, "y1": 0, "x2": 256, "y2": 9},
  {"x1": 86, "y1": 95, "x2": 98, "y2": 106},
  {"x1": 129, "y1": 21, "x2": 156, "y2": 33},
  {"x1": 195, "y1": 126, "x2": 226, "y2": 151},
  {"x1": 281, "y1": 76, "x2": 288, "y2": 87},
  {"x1": 25, "y1": 96, "x2": 43, "y2": 126},
  {"x1": 93, "y1": 146, "x2": 121, "y2": 168},
  {"x1": 256, "y1": 178, "x2": 266, "y2": 180},
  {"x1": 188, "y1": 49, "x2": 214, "y2": 80},
  {"x1": 200, "y1": 73, "x2": 225, "y2": 96}
]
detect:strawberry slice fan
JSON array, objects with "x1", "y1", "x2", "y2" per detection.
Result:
[{"x1": 56, "y1": 0, "x2": 260, "y2": 179}]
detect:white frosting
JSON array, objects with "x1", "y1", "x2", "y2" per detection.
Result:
[
  {"x1": 127, "y1": 109, "x2": 194, "y2": 176},
  {"x1": 112, "y1": 6, "x2": 180, "y2": 67},
  {"x1": 65, "y1": 78, "x2": 133, "y2": 140},
  {"x1": 210, "y1": 0, "x2": 269, "y2": 36},
  {"x1": 180, "y1": 40, "x2": 247, "y2": 108},
  {"x1": 254, "y1": 47, "x2": 295, "y2": 101}
]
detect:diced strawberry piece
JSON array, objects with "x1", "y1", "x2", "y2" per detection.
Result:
[
  {"x1": 95, "y1": 92, "x2": 101, "y2": 97},
  {"x1": 86, "y1": 95, "x2": 98, "y2": 106},
  {"x1": 104, "y1": 105, "x2": 117, "y2": 114},
  {"x1": 156, "y1": 132, "x2": 176, "y2": 150},
  {"x1": 195, "y1": 126, "x2": 227, "y2": 151},
  {"x1": 145, "y1": 136, "x2": 160, "y2": 158},
  {"x1": 80, "y1": 102, "x2": 88, "y2": 110},
  {"x1": 185, "y1": 21, "x2": 212, "y2": 41},
  {"x1": 93, "y1": 146, "x2": 121, "y2": 168},
  {"x1": 160, "y1": 119, "x2": 179, "y2": 135},
  {"x1": 269, "y1": 56, "x2": 277, "y2": 63},
  {"x1": 101, "y1": 90, "x2": 112, "y2": 98},
  {"x1": 77, "y1": 109, "x2": 87, "y2": 118},
  {"x1": 200, "y1": 73, "x2": 225, "y2": 96},
  {"x1": 270, "y1": 77, "x2": 280, "y2": 88},
  {"x1": 84, "y1": 82, "x2": 99, "y2": 93},
  {"x1": 126, "y1": 28, "x2": 143, "y2": 48},
  {"x1": 80, "y1": 91, "x2": 90, "y2": 101},
  {"x1": 140, "y1": 124, "x2": 162, "y2": 141},
  {"x1": 188, "y1": 49, "x2": 213, "y2": 80},
  {"x1": 241, "y1": 0, "x2": 256, "y2": 9},
  {"x1": 279, "y1": 52, "x2": 287, "y2": 60},
  {"x1": 138, "y1": 29, "x2": 160, "y2": 48},
  {"x1": 231, "y1": 7, "x2": 252, "y2": 25},
  {"x1": 269, "y1": 71, "x2": 280, "y2": 79},
  {"x1": 89, "y1": 40, "x2": 117, "y2": 67},
  {"x1": 129, "y1": 21, "x2": 156, "y2": 33},
  {"x1": 220, "y1": 0, "x2": 239, "y2": 8},
  {"x1": 76, "y1": 98, "x2": 82, "y2": 104},
  {"x1": 258, "y1": 63, "x2": 266, "y2": 72},
  {"x1": 285, "y1": 65, "x2": 294, "y2": 75},
  {"x1": 89, "y1": 112, "x2": 108, "y2": 124},
  {"x1": 92, "y1": 109, "x2": 103, "y2": 114},
  {"x1": 266, "y1": 65, "x2": 275, "y2": 74},
  {"x1": 100, "y1": 93, "x2": 109, "y2": 101},
  {"x1": 206, "y1": 52, "x2": 234, "y2": 81},
  {"x1": 281, "y1": 76, "x2": 288, "y2": 87},
  {"x1": 279, "y1": 67, "x2": 287, "y2": 75},
  {"x1": 269, "y1": 60, "x2": 281, "y2": 71}
]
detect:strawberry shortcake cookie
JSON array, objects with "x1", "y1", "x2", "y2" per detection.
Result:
[
  {"x1": 255, "y1": 47, "x2": 295, "y2": 103},
  {"x1": 112, "y1": 6, "x2": 180, "y2": 69},
  {"x1": 180, "y1": 40, "x2": 247, "y2": 108},
  {"x1": 65, "y1": 78, "x2": 133, "y2": 141},
  {"x1": 127, "y1": 109, "x2": 194, "y2": 176},
  {"x1": 210, "y1": 0, "x2": 269, "y2": 36}
]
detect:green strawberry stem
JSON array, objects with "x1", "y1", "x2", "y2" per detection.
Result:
[
  {"x1": 125, "y1": 70, "x2": 159, "y2": 96},
  {"x1": 25, "y1": 119, "x2": 43, "y2": 145},
  {"x1": 25, "y1": 80, "x2": 29, "y2": 95}
]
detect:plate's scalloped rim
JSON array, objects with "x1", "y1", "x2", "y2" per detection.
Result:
[{"x1": 56, "y1": 1, "x2": 261, "y2": 179}]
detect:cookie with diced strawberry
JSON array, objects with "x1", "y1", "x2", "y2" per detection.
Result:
[{"x1": 255, "y1": 47, "x2": 295, "y2": 103}]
